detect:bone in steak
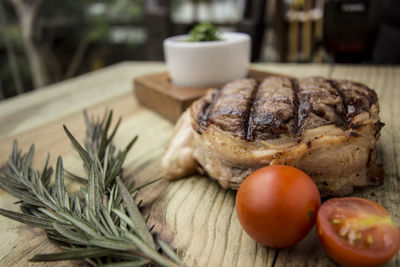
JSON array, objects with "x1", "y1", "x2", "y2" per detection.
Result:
[{"x1": 161, "y1": 76, "x2": 384, "y2": 196}]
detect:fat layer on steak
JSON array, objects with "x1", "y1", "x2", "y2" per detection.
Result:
[{"x1": 161, "y1": 76, "x2": 384, "y2": 196}]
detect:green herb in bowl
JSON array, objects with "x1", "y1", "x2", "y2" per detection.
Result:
[{"x1": 187, "y1": 22, "x2": 221, "y2": 42}]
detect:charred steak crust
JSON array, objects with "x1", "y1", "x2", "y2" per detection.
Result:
[{"x1": 194, "y1": 77, "x2": 379, "y2": 141}]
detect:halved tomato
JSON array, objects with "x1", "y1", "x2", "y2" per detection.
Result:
[{"x1": 317, "y1": 197, "x2": 400, "y2": 267}]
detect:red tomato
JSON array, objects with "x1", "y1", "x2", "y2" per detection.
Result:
[
  {"x1": 235, "y1": 165, "x2": 321, "y2": 248},
  {"x1": 317, "y1": 197, "x2": 400, "y2": 267}
]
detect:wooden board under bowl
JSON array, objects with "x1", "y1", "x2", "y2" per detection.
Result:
[{"x1": 133, "y1": 69, "x2": 288, "y2": 122}]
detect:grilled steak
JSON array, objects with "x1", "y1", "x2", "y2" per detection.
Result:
[{"x1": 161, "y1": 76, "x2": 384, "y2": 196}]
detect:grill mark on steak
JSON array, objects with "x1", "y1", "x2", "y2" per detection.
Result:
[
  {"x1": 296, "y1": 77, "x2": 346, "y2": 133},
  {"x1": 345, "y1": 81, "x2": 378, "y2": 108},
  {"x1": 250, "y1": 76, "x2": 296, "y2": 139},
  {"x1": 198, "y1": 89, "x2": 221, "y2": 129},
  {"x1": 245, "y1": 82, "x2": 261, "y2": 141},
  {"x1": 296, "y1": 80, "x2": 313, "y2": 134},
  {"x1": 328, "y1": 79, "x2": 347, "y2": 122},
  {"x1": 331, "y1": 80, "x2": 378, "y2": 123},
  {"x1": 208, "y1": 79, "x2": 256, "y2": 137},
  {"x1": 328, "y1": 79, "x2": 351, "y2": 128},
  {"x1": 290, "y1": 78, "x2": 300, "y2": 134}
]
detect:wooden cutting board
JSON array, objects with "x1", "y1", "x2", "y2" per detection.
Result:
[{"x1": 0, "y1": 63, "x2": 399, "y2": 266}]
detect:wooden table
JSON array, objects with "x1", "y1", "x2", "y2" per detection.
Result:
[{"x1": 0, "y1": 62, "x2": 399, "y2": 266}]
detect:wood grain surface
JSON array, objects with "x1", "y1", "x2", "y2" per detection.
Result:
[{"x1": 0, "y1": 62, "x2": 399, "y2": 267}]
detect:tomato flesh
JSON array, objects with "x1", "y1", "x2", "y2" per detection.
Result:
[
  {"x1": 317, "y1": 197, "x2": 400, "y2": 267},
  {"x1": 235, "y1": 165, "x2": 321, "y2": 248}
]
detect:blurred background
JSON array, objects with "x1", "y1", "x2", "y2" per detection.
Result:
[{"x1": 1, "y1": 0, "x2": 399, "y2": 100}]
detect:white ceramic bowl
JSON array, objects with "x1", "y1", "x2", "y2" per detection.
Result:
[{"x1": 163, "y1": 32, "x2": 251, "y2": 87}]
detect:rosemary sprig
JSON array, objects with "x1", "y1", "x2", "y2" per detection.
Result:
[{"x1": 0, "y1": 110, "x2": 184, "y2": 267}]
